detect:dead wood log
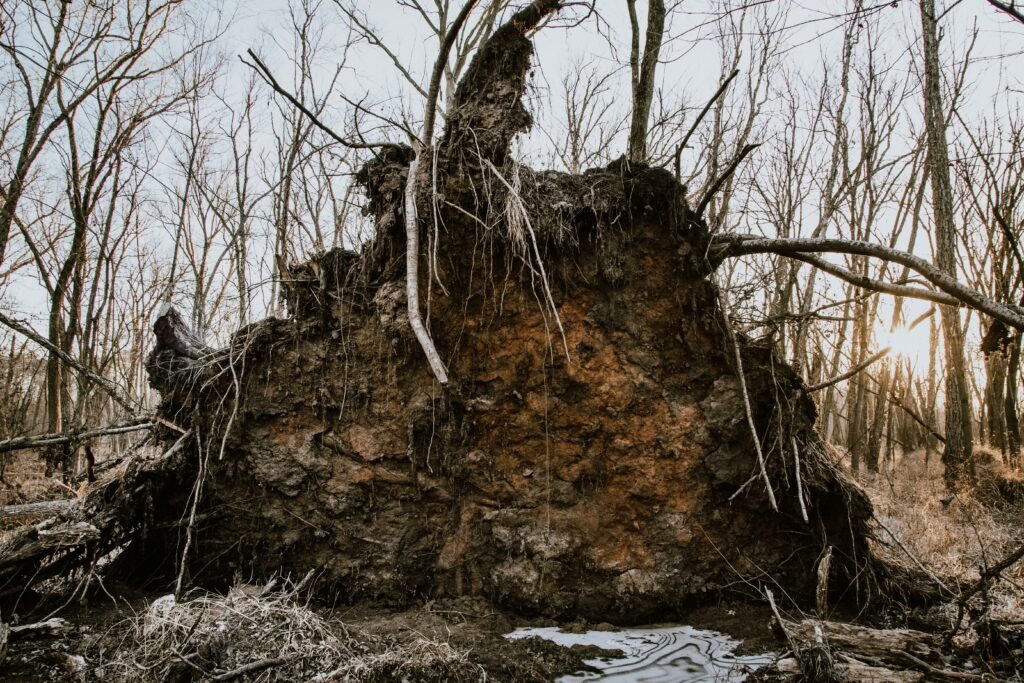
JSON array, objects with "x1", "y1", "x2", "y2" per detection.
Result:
[
  {"x1": 0, "y1": 418, "x2": 154, "y2": 455},
  {"x1": 0, "y1": 618, "x2": 73, "y2": 668},
  {"x1": 0, "y1": 429, "x2": 193, "y2": 598},
  {"x1": 1, "y1": 499, "x2": 77, "y2": 522},
  {"x1": 772, "y1": 617, "x2": 990, "y2": 682},
  {"x1": 784, "y1": 618, "x2": 940, "y2": 666},
  {"x1": 774, "y1": 655, "x2": 925, "y2": 682},
  {"x1": 0, "y1": 520, "x2": 100, "y2": 566},
  {"x1": 8, "y1": 617, "x2": 72, "y2": 639}
]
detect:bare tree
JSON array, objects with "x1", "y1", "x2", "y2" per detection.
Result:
[
  {"x1": 919, "y1": 0, "x2": 974, "y2": 488},
  {"x1": 626, "y1": 0, "x2": 667, "y2": 163},
  {"x1": 0, "y1": 0, "x2": 206, "y2": 267}
]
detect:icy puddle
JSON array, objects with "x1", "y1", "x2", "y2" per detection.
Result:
[{"x1": 507, "y1": 624, "x2": 774, "y2": 682}]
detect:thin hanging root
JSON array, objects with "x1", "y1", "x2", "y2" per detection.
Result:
[
  {"x1": 483, "y1": 159, "x2": 571, "y2": 362},
  {"x1": 717, "y1": 285, "x2": 777, "y2": 511},
  {"x1": 793, "y1": 436, "x2": 808, "y2": 523},
  {"x1": 405, "y1": 152, "x2": 449, "y2": 385}
]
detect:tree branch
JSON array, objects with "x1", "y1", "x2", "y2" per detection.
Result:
[
  {"x1": 987, "y1": 0, "x2": 1024, "y2": 23},
  {"x1": 888, "y1": 390, "x2": 945, "y2": 444},
  {"x1": 242, "y1": 50, "x2": 387, "y2": 150},
  {"x1": 807, "y1": 348, "x2": 890, "y2": 393},
  {"x1": 421, "y1": 0, "x2": 478, "y2": 147},
  {"x1": 785, "y1": 252, "x2": 962, "y2": 308},
  {"x1": 0, "y1": 418, "x2": 154, "y2": 455},
  {"x1": 675, "y1": 68, "x2": 739, "y2": 180},
  {"x1": 710, "y1": 235, "x2": 1024, "y2": 331},
  {"x1": 0, "y1": 311, "x2": 139, "y2": 416},
  {"x1": 695, "y1": 143, "x2": 760, "y2": 216}
]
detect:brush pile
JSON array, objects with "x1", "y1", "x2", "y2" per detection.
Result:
[{"x1": 87, "y1": 581, "x2": 487, "y2": 683}]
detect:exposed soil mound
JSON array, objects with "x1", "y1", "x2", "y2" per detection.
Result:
[{"x1": 139, "y1": 0, "x2": 881, "y2": 622}]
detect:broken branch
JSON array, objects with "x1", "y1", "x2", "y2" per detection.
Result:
[
  {"x1": 987, "y1": 0, "x2": 1024, "y2": 23},
  {"x1": 0, "y1": 311, "x2": 140, "y2": 416},
  {"x1": 242, "y1": 50, "x2": 387, "y2": 150},
  {"x1": 675, "y1": 68, "x2": 740, "y2": 180},
  {"x1": 711, "y1": 235, "x2": 1024, "y2": 331},
  {"x1": 0, "y1": 418, "x2": 154, "y2": 454}
]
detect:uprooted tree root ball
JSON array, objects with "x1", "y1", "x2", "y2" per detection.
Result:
[
  {"x1": 1, "y1": 0, "x2": 924, "y2": 641},
  {"x1": 135, "y1": 6, "x2": 900, "y2": 621}
]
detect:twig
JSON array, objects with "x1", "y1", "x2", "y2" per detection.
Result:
[
  {"x1": 170, "y1": 648, "x2": 210, "y2": 677},
  {"x1": 808, "y1": 348, "x2": 891, "y2": 392},
  {"x1": 899, "y1": 650, "x2": 989, "y2": 681},
  {"x1": 212, "y1": 655, "x2": 298, "y2": 681},
  {"x1": 153, "y1": 416, "x2": 187, "y2": 434},
  {"x1": 808, "y1": 308, "x2": 935, "y2": 392},
  {"x1": 765, "y1": 588, "x2": 799, "y2": 655}
]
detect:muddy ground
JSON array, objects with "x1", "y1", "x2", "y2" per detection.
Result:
[{"x1": 0, "y1": 588, "x2": 777, "y2": 682}]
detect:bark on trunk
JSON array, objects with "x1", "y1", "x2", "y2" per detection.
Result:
[
  {"x1": 626, "y1": 0, "x2": 667, "y2": 164},
  {"x1": 919, "y1": 0, "x2": 974, "y2": 489}
]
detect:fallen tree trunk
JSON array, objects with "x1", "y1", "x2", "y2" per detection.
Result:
[
  {"x1": 1, "y1": 500, "x2": 77, "y2": 522},
  {"x1": 0, "y1": 418, "x2": 154, "y2": 455},
  {"x1": 769, "y1": 617, "x2": 991, "y2": 682},
  {"x1": 0, "y1": 430, "x2": 195, "y2": 601}
]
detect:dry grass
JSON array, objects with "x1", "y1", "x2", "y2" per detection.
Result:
[
  {"x1": 0, "y1": 450, "x2": 68, "y2": 505},
  {"x1": 853, "y1": 447, "x2": 1024, "y2": 622},
  {"x1": 87, "y1": 582, "x2": 486, "y2": 683}
]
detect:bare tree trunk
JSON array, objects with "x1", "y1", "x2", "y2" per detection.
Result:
[
  {"x1": 919, "y1": 0, "x2": 974, "y2": 489},
  {"x1": 626, "y1": 0, "x2": 666, "y2": 164},
  {"x1": 986, "y1": 350, "x2": 1008, "y2": 455},
  {"x1": 866, "y1": 359, "x2": 890, "y2": 473},
  {"x1": 847, "y1": 287, "x2": 871, "y2": 470},
  {"x1": 1006, "y1": 334, "x2": 1022, "y2": 465}
]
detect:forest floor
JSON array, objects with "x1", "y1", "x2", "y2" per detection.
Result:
[
  {"x1": 861, "y1": 447, "x2": 1024, "y2": 626},
  {"x1": 2, "y1": 446, "x2": 1023, "y2": 681}
]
